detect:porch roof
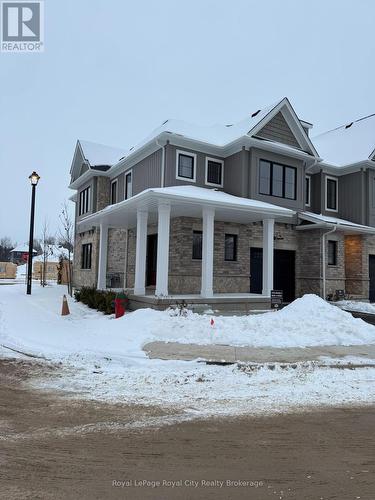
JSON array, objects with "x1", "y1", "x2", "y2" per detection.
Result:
[
  {"x1": 78, "y1": 186, "x2": 295, "y2": 231},
  {"x1": 297, "y1": 211, "x2": 375, "y2": 235}
]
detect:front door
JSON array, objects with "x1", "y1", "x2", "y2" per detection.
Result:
[
  {"x1": 146, "y1": 234, "x2": 157, "y2": 287},
  {"x1": 369, "y1": 255, "x2": 375, "y2": 302},
  {"x1": 250, "y1": 247, "x2": 296, "y2": 302}
]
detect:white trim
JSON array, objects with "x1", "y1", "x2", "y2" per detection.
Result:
[
  {"x1": 176, "y1": 150, "x2": 197, "y2": 183},
  {"x1": 205, "y1": 157, "x2": 224, "y2": 187},
  {"x1": 124, "y1": 169, "x2": 133, "y2": 199},
  {"x1": 110, "y1": 179, "x2": 118, "y2": 205},
  {"x1": 305, "y1": 175, "x2": 311, "y2": 207},
  {"x1": 325, "y1": 175, "x2": 338, "y2": 212}
]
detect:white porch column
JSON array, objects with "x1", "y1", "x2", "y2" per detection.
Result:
[
  {"x1": 155, "y1": 203, "x2": 171, "y2": 296},
  {"x1": 201, "y1": 207, "x2": 215, "y2": 298},
  {"x1": 97, "y1": 223, "x2": 108, "y2": 290},
  {"x1": 134, "y1": 209, "x2": 148, "y2": 295},
  {"x1": 262, "y1": 218, "x2": 274, "y2": 296}
]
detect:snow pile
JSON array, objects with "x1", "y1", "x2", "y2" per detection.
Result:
[{"x1": 336, "y1": 300, "x2": 375, "y2": 315}]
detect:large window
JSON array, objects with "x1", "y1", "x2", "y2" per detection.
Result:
[
  {"x1": 78, "y1": 186, "x2": 91, "y2": 216},
  {"x1": 259, "y1": 160, "x2": 296, "y2": 200},
  {"x1": 224, "y1": 234, "x2": 237, "y2": 261},
  {"x1": 326, "y1": 176, "x2": 338, "y2": 211},
  {"x1": 125, "y1": 171, "x2": 132, "y2": 199},
  {"x1": 111, "y1": 180, "x2": 118, "y2": 204},
  {"x1": 176, "y1": 151, "x2": 196, "y2": 182},
  {"x1": 305, "y1": 175, "x2": 311, "y2": 206},
  {"x1": 192, "y1": 231, "x2": 202, "y2": 260},
  {"x1": 328, "y1": 240, "x2": 337, "y2": 266},
  {"x1": 81, "y1": 243, "x2": 92, "y2": 269},
  {"x1": 206, "y1": 157, "x2": 224, "y2": 187}
]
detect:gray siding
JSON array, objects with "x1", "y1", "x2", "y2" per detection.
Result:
[
  {"x1": 255, "y1": 112, "x2": 301, "y2": 149},
  {"x1": 132, "y1": 149, "x2": 162, "y2": 195},
  {"x1": 223, "y1": 149, "x2": 249, "y2": 197},
  {"x1": 339, "y1": 171, "x2": 364, "y2": 224},
  {"x1": 249, "y1": 148, "x2": 305, "y2": 210},
  {"x1": 164, "y1": 144, "x2": 224, "y2": 189},
  {"x1": 309, "y1": 172, "x2": 322, "y2": 214}
]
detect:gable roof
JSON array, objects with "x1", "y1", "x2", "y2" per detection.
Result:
[
  {"x1": 79, "y1": 140, "x2": 127, "y2": 168},
  {"x1": 312, "y1": 113, "x2": 375, "y2": 167}
]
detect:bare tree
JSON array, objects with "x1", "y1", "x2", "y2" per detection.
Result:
[
  {"x1": 40, "y1": 219, "x2": 54, "y2": 287},
  {"x1": 58, "y1": 202, "x2": 74, "y2": 296},
  {"x1": 0, "y1": 237, "x2": 15, "y2": 262}
]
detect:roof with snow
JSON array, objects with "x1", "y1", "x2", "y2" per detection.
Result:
[
  {"x1": 298, "y1": 212, "x2": 375, "y2": 234},
  {"x1": 312, "y1": 114, "x2": 375, "y2": 167},
  {"x1": 35, "y1": 245, "x2": 71, "y2": 262},
  {"x1": 11, "y1": 244, "x2": 37, "y2": 254},
  {"x1": 79, "y1": 140, "x2": 127, "y2": 168}
]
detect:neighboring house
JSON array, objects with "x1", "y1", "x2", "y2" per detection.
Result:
[
  {"x1": 32, "y1": 245, "x2": 71, "y2": 282},
  {"x1": 68, "y1": 97, "x2": 375, "y2": 311},
  {"x1": 0, "y1": 262, "x2": 17, "y2": 279},
  {"x1": 10, "y1": 244, "x2": 37, "y2": 265}
]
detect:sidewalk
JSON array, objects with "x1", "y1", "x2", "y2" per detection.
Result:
[{"x1": 144, "y1": 341, "x2": 375, "y2": 364}]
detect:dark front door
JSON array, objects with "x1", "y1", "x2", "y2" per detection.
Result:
[
  {"x1": 146, "y1": 234, "x2": 157, "y2": 287},
  {"x1": 369, "y1": 255, "x2": 375, "y2": 302},
  {"x1": 250, "y1": 247, "x2": 296, "y2": 302}
]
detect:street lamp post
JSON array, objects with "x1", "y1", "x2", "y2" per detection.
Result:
[{"x1": 26, "y1": 171, "x2": 40, "y2": 295}]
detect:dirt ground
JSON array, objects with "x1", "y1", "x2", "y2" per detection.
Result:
[{"x1": 1, "y1": 359, "x2": 374, "y2": 500}]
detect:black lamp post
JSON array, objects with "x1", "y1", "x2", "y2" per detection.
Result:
[{"x1": 26, "y1": 171, "x2": 40, "y2": 295}]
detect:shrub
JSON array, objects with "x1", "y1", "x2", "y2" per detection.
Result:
[{"x1": 74, "y1": 287, "x2": 125, "y2": 315}]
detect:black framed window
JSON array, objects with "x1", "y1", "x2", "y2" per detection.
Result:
[
  {"x1": 305, "y1": 176, "x2": 311, "y2": 206},
  {"x1": 111, "y1": 180, "x2": 117, "y2": 204},
  {"x1": 259, "y1": 160, "x2": 296, "y2": 200},
  {"x1": 178, "y1": 153, "x2": 195, "y2": 180},
  {"x1": 78, "y1": 186, "x2": 91, "y2": 216},
  {"x1": 328, "y1": 240, "x2": 337, "y2": 266},
  {"x1": 192, "y1": 231, "x2": 202, "y2": 260},
  {"x1": 326, "y1": 177, "x2": 338, "y2": 211},
  {"x1": 225, "y1": 234, "x2": 237, "y2": 261},
  {"x1": 206, "y1": 159, "x2": 223, "y2": 186},
  {"x1": 81, "y1": 243, "x2": 92, "y2": 269},
  {"x1": 125, "y1": 171, "x2": 132, "y2": 199}
]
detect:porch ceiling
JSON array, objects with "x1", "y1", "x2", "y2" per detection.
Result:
[{"x1": 78, "y1": 186, "x2": 295, "y2": 231}]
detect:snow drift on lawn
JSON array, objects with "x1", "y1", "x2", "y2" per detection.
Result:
[
  {"x1": 1, "y1": 286, "x2": 375, "y2": 365},
  {"x1": 336, "y1": 300, "x2": 375, "y2": 315}
]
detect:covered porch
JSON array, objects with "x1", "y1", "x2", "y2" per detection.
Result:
[{"x1": 78, "y1": 186, "x2": 295, "y2": 308}]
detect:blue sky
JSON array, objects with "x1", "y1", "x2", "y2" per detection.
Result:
[{"x1": 1, "y1": 0, "x2": 374, "y2": 243}]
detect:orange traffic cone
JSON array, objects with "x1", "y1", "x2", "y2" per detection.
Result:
[{"x1": 61, "y1": 294, "x2": 70, "y2": 316}]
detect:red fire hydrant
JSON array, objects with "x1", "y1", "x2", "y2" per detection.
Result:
[{"x1": 114, "y1": 292, "x2": 128, "y2": 319}]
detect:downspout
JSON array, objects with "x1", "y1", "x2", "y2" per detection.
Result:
[
  {"x1": 156, "y1": 139, "x2": 165, "y2": 188},
  {"x1": 321, "y1": 225, "x2": 337, "y2": 300}
]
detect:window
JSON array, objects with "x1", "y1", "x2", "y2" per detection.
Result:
[
  {"x1": 81, "y1": 243, "x2": 92, "y2": 269},
  {"x1": 176, "y1": 151, "x2": 196, "y2": 182},
  {"x1": 259, "y1": 160, "x2": 296, "y2": 200},
  {"x1": 111, "y1": 180, "x2": 118, "y2": 204},
  {"x1": 206, "y1": 157, "x2": 224, "y2": 187},
  {"x1": 192, "y1": 231, "x2": 202, "y2": 260},
  {"x1": 225, "y1": 234, "x2": 237, "y2": 261},
  {"x1": 125, "y1": 171, "x2": 132, "y2": 199},
  {"x1": 326, "y1": 176, "x2": 338, "y2": 211},
  {"x1": 305, "y1": 175, "x2": 311, "y2": 206},
  {"x1": 78, "y1": 186, "x2": 91, "y2": 216},
  {"x1": 328, "y1": 240, "x2": 337, "y2": 266}
]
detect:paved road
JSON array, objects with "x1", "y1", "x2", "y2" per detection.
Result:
[{"x1": 144, "y1": 341, "x2": 375, "y2": 363}]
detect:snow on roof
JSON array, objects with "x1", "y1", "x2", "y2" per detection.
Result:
[
  {"x1": 34, "y1": 245, "x2": 71, "y2": 262},
  {"x1": 11, "y1": 244, "x2": 37, "y2": 253},
  {"x1": 299, "y1": 211, "x2": 375, "y2": 232},
  {"x1": 312, "y1": 114, "x2": 375, "y2": 167},
  {"x1": 79, "y1": 140, "x2": 127, "y2": 167}
]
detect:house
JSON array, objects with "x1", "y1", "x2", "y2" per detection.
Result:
[
  {"x1": 0, "y1": 262, "x2": 17, "y2": 279},
  {"x1": 32, "y1": 245, "x2": 71, "y2": 282},
  {"x1": 68, "y1": 97, "x2": 375, "y2": 311},
  {"x1": 10, "y1": 244, "x2": 38, "y2": 265}
]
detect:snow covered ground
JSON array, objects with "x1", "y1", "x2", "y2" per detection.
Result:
[
  {"x1": 336, "y1": 300, "x2": 375, "y2": 315},
  {"x1": 1, "y1": 283, "x2": 375, "y2": 418}
]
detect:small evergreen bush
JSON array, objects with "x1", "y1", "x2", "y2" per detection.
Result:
[{"x1": 74, "y1": 287, "x2": 124, "y2": 315}]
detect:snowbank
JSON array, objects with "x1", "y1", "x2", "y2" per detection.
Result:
[{"x1": 336, "y1": 300, "x2": 375, "y2": 315}]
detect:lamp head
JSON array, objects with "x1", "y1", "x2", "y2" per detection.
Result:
[{"x1": 29, "y1": 171, "x2": 40, "y2": 186}]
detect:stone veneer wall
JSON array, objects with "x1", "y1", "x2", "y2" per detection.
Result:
[{"x1": 73, "y1": 229, "x2": 99, "y2": 288}]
